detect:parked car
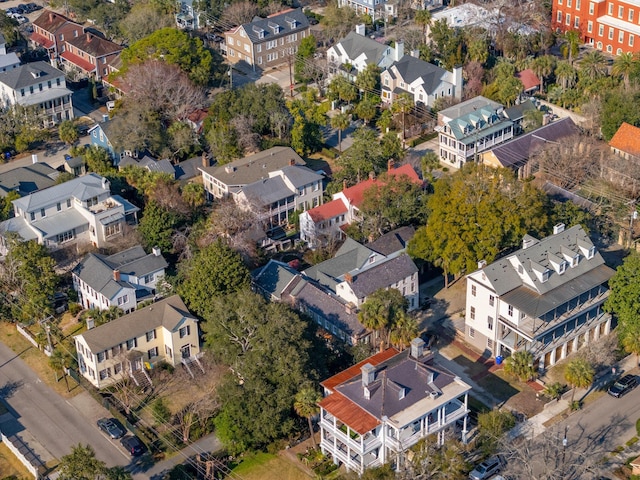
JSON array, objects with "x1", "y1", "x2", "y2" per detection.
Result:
[
  {"x1": 97, "y1": 418, "x2": 126, "y2": 439},
  {"x1": 15, "y1": 15, "x2": 29, "y2": 24},
  {"x1": 25, "y1": 2, "x2": 41, "y2": 11},
  {"x1": 120, "y1": 435, "x2": 146, "y2": 456},
  {"x1": 469, "y1": 456, "x2": 503, "y2": 480},
  {"x1": 607, "y1": 374, "x2": 638, "y2": 398},
  {"x1": 306, "y1": 16, "x2": 319, "y2": 25}
]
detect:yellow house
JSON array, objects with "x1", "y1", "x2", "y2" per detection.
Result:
[{"x1": 74, "y1": 295, "x2": 201, "y2": 389}]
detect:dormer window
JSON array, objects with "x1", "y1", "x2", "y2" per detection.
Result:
[
  {"x1": 571, "y1": 255, "x2": 579, "y2": 267},
  {"x1": 399, "y1": 387, "x2": 405, "y2": 400},
  {"x1": 558, "y1": 261, "x2": 567, "y2": 274},
  {"x1": 253, "y1": 25, "x2": 265, "y2": 38},
  {"x1": 268, "y1": 21, "x2": 280, "y2": 33},
  {"x1": 588, "y1": 246, "x2": 595, "y2": 259},
  {"x1": 285, "y1": 16, "x2": 297, "y2": 28},
  {"x1": 541, "y1": 269, "x2": 551, "y2": 282}
]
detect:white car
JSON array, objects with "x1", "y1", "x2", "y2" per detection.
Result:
[{"x1": 15, "y1": 15, "x2": 29, "y2": 24}]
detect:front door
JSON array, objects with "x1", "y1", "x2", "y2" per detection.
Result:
[{"x1": 181, "y1": 345, "x2": 191, "y2": 359}]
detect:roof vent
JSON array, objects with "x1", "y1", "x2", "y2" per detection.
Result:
[
  {"x1": 225, "y1": 165, "x2": 236, "y2": 173},
  {"x1": 429, "y1": 391, "x2": 439, "y2": 399},
  {"x1": 553, "y1": 223, "x2": 565, "y2": 234}
]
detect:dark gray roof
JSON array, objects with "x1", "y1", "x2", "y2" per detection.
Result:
[
  {"x1": 199, "y1": 147, "x2": 305, "y2": 188},
  {"x1": 336, "y1": 349, "x2": 464, "y2": 423},
  {"x1": 0, "y1": 163, "x2": 58, "y2": 197},
  {"x1": 367, "y1": 226, "x2": 415, "y2": 256},
  {"x1": 253, "y1": 260, "x2": 299, "y2": 300},
  {"x1": 279, "y1": 165, "x2": 323, "y2": 188},
  {"x1": 0, "y1": 61, "x2": 65, "y2": 90},
  {"x1": 503, "y1": 99, "x2": 536, "y2": 122},
  {"x1": 541, "y1": 181, "x2": 597, "y2": 211},
  {"x1": 389, "y1": 55, "x2": 448, "y2": 94},
  {"x1": 77, "y1": 295, "x2": 196, "y2": 353},
  {"x1": 64, "y1": 156, "x2": 84, "y2": 169},
  {"x1": 175, "y1": 156, "x2": 203, "y2": 182},
  {"x1": 119, "y1": 155, "x2": 176, "y2": 176},
  {"x1": 489, "y1": 117, "x2": 579, "y2": 169},
  {"x1": 241, "y1": 175, "x2": 290, "y2": 206},
  {"x1": 238, "y1": 8, "x2": 309, "y2": 44},
  {"x1": 335, "y1": 31, "x2": 390, "y2": 66},
  {"x1": 348, "y1": 254, "x2": 418, "y2": 298},
  {"x1": 304, "y1": 239, "x2": 376, "y2": 291}
]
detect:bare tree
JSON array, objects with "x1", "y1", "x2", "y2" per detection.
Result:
[
  {"x1": 230, "y1": 115, "x2": 261, "y2": 154},
  {"x1": 221, "y1": 0, "x2": 259, "y2": 27}
]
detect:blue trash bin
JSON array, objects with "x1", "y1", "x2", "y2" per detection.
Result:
[{"x1": 496, "y1": 355, "x2": 503, "y2": 365}]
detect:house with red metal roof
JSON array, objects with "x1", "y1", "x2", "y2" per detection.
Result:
[
  {"x1": 30, "y1": 11, "x2": 84, "y2": 62},
  {"x1": 609, "y1": 122, "x2": 640, "y2": 161},
  {"x1": 515, "y1": 69, "x2": 540, "y2": 95},
  {"x1": 319, "y1": 339, "x2": 471, "y2": 473},
  {"x1": 60, "y1": 32, "x2": 123, "y2": 81},
  {"x1": 300, "y1": 162, "x2": 421, "y2": 247}
]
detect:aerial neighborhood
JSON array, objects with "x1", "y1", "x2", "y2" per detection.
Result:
[{"x1": 2, "y1": 0, "x2": 640, "y2": 478}]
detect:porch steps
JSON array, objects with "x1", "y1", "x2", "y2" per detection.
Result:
[{"x1": 131, "y1": 369, "x2": 152, "y2": 388}]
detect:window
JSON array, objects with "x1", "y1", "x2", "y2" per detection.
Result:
[
  {"x1": 619, "y1": 5, "x2": 624, "y2": 18},
  {"x1": 104, "y1": 221, "x2": 121, "y2": 237},
  {"x1": 126, "y1": 338, "x2": 137, "y2": 349},
  {"x1": 469, "y1": 327, "x2": 475, "y2": 338},
  {"x1": 256, "y1": 44, "x2": 261, "y2": 53},
  {"x1": 229, "y1": 49, "x2": 235, "y2": 57},
  {"x1": 56, "y1": 202, "x2": 61, "y2": 211},
  {"x1": 608, "y1": 27, "x2": 614, "y2": 40},
  {"x1": 56, "y1": 230, "x2": 75, "y2": 244},
  {"x1": 40, "y1": 208, "x2": 46, "y2": 217},
  {"x1": 619, "y1": 30, "x2": 625, "y2": 42},
  {"x1": 117, "y1": 295, "x2": 128, "y2": 306},
  {"x1": 599, "y1": 25, "x2": 604, "y2": 36},
  {"x1": 558, "y1": 0, "x2": 562, "y2": 4},
  {"x1": 146, "y1": 329, "x2": 156, "y2": 342},
  {"x1": 97, "y1": 351, "x2": 105, "y2": 362},
  {"x1": 557, "y1": 10, "x2": 563, "y2": 22},
  {"x1": 179, "y1": 325, "x2": 191, "y2": 338},
  {"x1": 489, "y1": 295, "x2": 494, "y2": 306},
  {"x1": 114, "y1": 363, "x2": 122, "y2": 374},
  {"x1": 606, "y1": 44, "x2": 613, "y2": 52},
  {"x1": 244, "y1": 43, "x2": 250, "y2": 53},
  {"x1": 574, "y1": 16, "x2": 580, "y2": 28},
  {"x1": 30, "y1": 212, "x2": 35, "y2": 221},
  {"x1": 99, "y1": 368, "x2": 111, "y2": 380},
  {"x1": 59, "y1": 33, "x2": 64, "y2": 40},
  {"x1": 148, "y1": 347, "x2": 158, "y2": 358},
  {"x1": 56, "y1": 78, "x2": 60, "y2": 86},
  {"x1": 240, "y1": 29, "x2": 246, "y2": 37},
  {"x1": 608, "y1": 2, "x2": 613, "y2": 15},
  {"x1": 588, "y1": 20, "x2": 593, "y2": 33},
  {"x1": 589, "y1": 1, "x2": 594, "y2": 14},
  {"x1": 470, "y1": 306, "x2": 475, "y2": 320},
  {"x1": 588, "y1": 246, "x2": 595, "y2": 258},
  {"x1": 487, "y1": 316, "x2": 493, "y2": 330},
  {"x1": 228, "y1": 37, "x2": 234, "y2": 45},
  {"x1": 267, "y1": 40, "x2": 277, "y2": 49},
  {"x1": 508, "y1": 304, "x2": 513, "y2": 316},
  {"x1": 630, "y1": 34, "x2": 635, "y2": 47},
  {"x1": 112, "y1": 345, "x2": 121, "y2": 356},
  {"x1": 143, "y1": 273, "x2": 154, "y2": 284},
  {"x1": 165, "y1": 345, "x2": 172, "y2": 357},
  {"x1": 576, "y1": 0, "x2": 580, "y2": 8},
  {"x1": 630, "y1": 9, "x2": 635, "y2": 21},
  {"x1": 471, "y1": 285, "x2": 476, "y2": 296},
  {"x1": 20, "y1": 88, "x2": 24, "y2": 97},
  {"x1": 567, "y1": 0, "x2": 571, "y2": 7},
  {"x1": 487, "y1": 338, "x2": 493, "y2": 349},
  {"x1": 566, "y1": 13, "x2": 571, "y2": 25}
]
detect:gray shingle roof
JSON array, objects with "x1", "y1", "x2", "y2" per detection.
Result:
[
  {"x1": 76, "y1": 295, "x2": 196, "y2": 353},
  {"x1": 0, "y1": 61, "x2": 65, "y2": 90},
  {"x1": 389, "y1": 55, "x2": 448, "y2": 94},
  {"x1": 367, "y1": 226, "x2": 415, "y2": 256},
  {"x1": 12, "y1": 173, "x2": 108, "y2": 212},
  {"x1": 447, "y1": 105, "x2": 511, "y2": 141},
  {"x1": 304, "y1": 239, "x2": 375, "y2": 290},
  {"x1": 241, "y1": 175, "x2": 290, "y2": 206},
  {"x1": 238, "y1": 8, "x2": 309, "y2": 44},
  {"x1": 348, "y1": 254, "x2": 418, "y2": 298},
  {"x1": 253, "y1": 260, "x2": 299, "y2": 300},
  {"x1": 199, "y1": 147, "x2": 305, "y2": 188},
  {"x1": 0, "y1": 163, "x2": 58, "y2": 197},
  {"x1": 279, "y1": 165, "x2": 324, "y2": 188},
  {"x1": 335, "y1": 31, "x2": 390, "y2": 66}
]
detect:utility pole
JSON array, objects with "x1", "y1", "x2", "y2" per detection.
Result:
[{"x1": 287, "y1": 53, "x2": 294, "y2": 98}]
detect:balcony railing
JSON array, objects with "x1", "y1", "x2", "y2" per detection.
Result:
[{"x1": 320, "y1": 419, "x2": 380, "y2": 453}]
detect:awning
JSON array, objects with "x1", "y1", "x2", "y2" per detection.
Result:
[
  {"x1": 60, "y1": 51, "x2": 96, "y2": 73},
  {"x1": 30, "y1": 32, "x2": 54, "y2": 49}
]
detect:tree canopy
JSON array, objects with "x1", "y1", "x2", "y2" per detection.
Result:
[{"x1": 58, "y1": 444, "x2": 132, "y2": 480}]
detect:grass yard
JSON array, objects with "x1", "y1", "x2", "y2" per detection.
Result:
[
  {"x1": 476, "y1": 369, "x2": 521, "y2": 404},
  {"x1": 230, "y1": 452, "x2": 312, "y2": 480},
  {"x1": 0, "y1": 322, "x2": 81, "y2": 398},
  {"x1": 0, "y1": 442, "x2": 34, "y2": 479}
]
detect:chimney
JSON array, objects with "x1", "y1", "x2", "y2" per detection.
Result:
[
  {"x1": 152, "y1": 246, "x2": 161, "y2": 257},
  {"x1": 342, "y1": 179, "x2": 347, "y2": 191},
  {"x1": 101, "y1": 177, "x2": 110, "y2": 191},
  {"x1": 394, "y1": 41, "x2": 404, "y2": 62},
  {"x1": 86, "y1": 317, "x2": 95, "y2": 330},
  {"x1": 478, "y1": 259, "x2": 487, "y2": 269},
  {"x1": 553, "y1": 223, "x2": 565, "y2": 234},
  {"x1": 49, "y1": 12, "x2": 53, "y2": 22},
  {"x1": 201, "y1": 152, "x2": 209, "y2": 168},
  {"x1": 345, "y1": 302, "x2": 356, "y2": 315},
  {"x1": 453, "y1": 65, "x2": 463, "y2": 100},
  {"x1": 345, "y1": 272, "x2": 353, "y2": 284},
  {"x1": 86, "y1": 32, "x2": 92, "y2": 41},
  {"x1": 113, "y1": 269, "x2": 120, "y2": 281},
  {"x1": 387, "y1": 159, "x2": 395, "y2": 171},
  {"x1": 355, "y1": 24, "x2": 366, "y2": 36},
  {"x1": 410, "y1": 337, "x2": 425, "y2": 359},
  {"x1": 289, "y1": 158, "x2": 296, "y2": 166},
  {"x1": 102, "y1": 114, "x2": 109, "y2": 122},
  {"x1": 361, "y1": 363, "x2": 376, "y2": 387}
]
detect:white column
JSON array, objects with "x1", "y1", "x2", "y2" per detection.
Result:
[
  {"x1": 461, "y1": 393, "x2": 469, "y2": 444},
  {"x1": 572, "y1": 336, "x2": 579, "y2": 352},
  {"x1": 550, "y1": 348, "x2": 557, "y2": 365},
  {"x1": 561, "y1": 342, "x2": 568, "y2": 360},
  {"x1": 604, "y1": 317, "x2": 611, "y2": 335},
  {"x1": 594, "y1": 324, "x2": 601, "y2": 340}
]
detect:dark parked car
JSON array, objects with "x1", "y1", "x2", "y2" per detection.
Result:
[
  {"x1": 25, "y1": 2, "x2": 41, "y2": 11},
  {"x1": 120, "y1": 435, "x2": 146, "y2": 456},
  {"x1": 469, "y1": 456, "x2": 503, "y2": 480},
  {"x1": 607, "y1": 374, "x2": 638, "y2": 398},
  {"x1": 97, "y1": 418, "x2": 126, "y2": 439},
  {"x1": 306, "y1": 16, "x2": 319, "y2": 25}
]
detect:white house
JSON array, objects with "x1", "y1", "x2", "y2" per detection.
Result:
[
  {"x1": 319, "y1": 339, "x2": 471, "y2": 473},
  {"x1": 0, "y1": 61, "x2": 73, "y2": 126},
  {"x1": 0, "y1": 173, "x2": 139, "y2": 255},
  {"x1": 74, "y1": 295, "x2": 201, "y2": 389},
  {"x1": 0, "y1": 33, "x2": 20, "y2": 73},
  {"x1": 464, "y1": 224, "x2": 615, "y2": 370},
  {"x1": 380, "y1": 54, "x2": 462, "y2": 108},
  {"x1": 72, "y1": 245, "x2": 168, "y2": 314}
]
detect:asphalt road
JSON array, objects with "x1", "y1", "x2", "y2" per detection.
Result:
[{"x1": 0, "y1": 341, "x2": 128, "y2": 466}]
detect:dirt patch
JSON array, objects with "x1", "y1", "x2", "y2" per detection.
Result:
[{"x1": 503, "y1": 387, "x2": 546, "y2": 418}]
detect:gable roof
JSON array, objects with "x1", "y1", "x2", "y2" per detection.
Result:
[
  {"x1": 65, "y1": 32, "x2": 122, "y2": 57},
  {"x1": 346, "y1": 253, "x2": 418, "y2": 298},
  {"x1": 367, "y1": 226, "x2": 415, "y2": 256},
  {"x1": 32, "y1": 10, "x2": 75, "y2": 32},
  {"x1": 488, "y1": 117, "x2": 579, "y2": 169},
  {"x1": 252, "y1": 259, "x2": 299, "y2": 300},
  {"x1": 0, "y1": 163, "x2": 58, "y2": 197},
  {"x1": 306, "y1": 198, "x2": 348, "y2": 223},
  {"x1": 0, "y1": 62, "x2": 65, "y2": 90},
  {"x1": 439, "y1": 96, "x2": 502, "y2": 123},
  {"x1": 388, "y1": 55, "x2": 448, "y2": 94},
  {"x1": 234, "y1": 8, "x2": 309, "y2": 44},
  {"x1": 515, "y1": 69, "x2": 539, "y2": 91},
  {"x1": 12, "y1": 173, "x2": 108, "y2": 212},
  {"x1": 340, "y1": 164, "x2": 421, "y2": 208},
  {"x1": 76, "y1": 295, "x2": 196, "y2": 352},
  {"x1": 334, "y1": 31, "x2": 390, "y2": 65},
  {"x1": 609, "y1": 122, "x2": 640, "y2": 157}
]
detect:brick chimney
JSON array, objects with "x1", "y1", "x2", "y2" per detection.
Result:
[
  {"x1": 113, "y1": 269, "x2": 120, "y2": 281},
  {"x1": 86, "y1": 32, "x2": 92, "y2": 41},
  {"x1": 342, "y1": 179, "x2": 347, "y2": 191},
  {"x1": 289, "y1": 158, "x2": 296, "y2": 166},
  {"x1": 201, "y1": 152, "x2": 209, "y2": 168},
  {"x1": 345, "y1": 273, "x2": 353, "y2": 283},
  {"x1": 49, "y1": 12, "x2": 54, "y2": 22},
  {"x1": 368, "y1": 171, "x2": 375, "y2": 180}
]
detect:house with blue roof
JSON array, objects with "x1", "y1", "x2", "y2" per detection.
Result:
[{"x1": 0, "y1": 173, "x2": 139, "y2": 256}]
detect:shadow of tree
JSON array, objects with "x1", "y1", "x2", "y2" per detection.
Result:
[{"x1": 0, "y1": 380, "x2": 24, "y2": 399}]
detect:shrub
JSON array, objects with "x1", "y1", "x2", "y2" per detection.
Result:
[
  {"x1": 570, "y1": 400, "x2": 581, "y2": 411},
  {"x1": 626, "y1": 437, "x2": 639, "y2": 447},
  {"x1": 637, "y1": 418, "x2": 640, "y2": 437},
  {"x1": 68, "y1": 302, "x2": 82, "y2": 316},
  {"x1": 320, "y1": 147, "x2": 337, "y2": 159}
]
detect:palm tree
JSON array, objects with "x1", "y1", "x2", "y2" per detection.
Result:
[
  {"x1": 391, "y1": 93, "x2": 413, "y2": 146},
  {"x1": 612, "y1": 51, "x2": 636, "y2": 89},
  {"x1": 620, "y1": 326, "x2": 640, "y2": 366},
  {"x1": 543, "y1": 382, "x2": 564, "y2": 401},
  {"x1": 330, "y1": 112, "x2": 350, "y2": 152},
  {"x1": 561, "y1": 30, "x2": 580, "y2": 64},
  {"x1": 49, "y1": 348, "x2": 70, "y2": 392},
  {"x1": 564, "y1": 357, "x2": 595, "y2": 405},
  {"x1": 358, "y1": 288, "x2": 408, "y2": 350},
  {"x1": 555, "y1": 60, "x2": 577, "y2": 91},
  {"x1": 531, "y1": 55, "x2": 556, "y2": 94},
  {"x1": 414, "y1": 9, "x2": 431, "y2": 37},
  {"x1": 579, "y1": 51, "x2": 608, "y2": 82},
  {"x1": 503, "y1": 350, "x2": 536, "y2": 381},
  {"x1": 294, "y1": 386, "x2": 321, "y2": 449},
  {"x1": 389, "y1": 312, "x2": 419, "y2": 350}
]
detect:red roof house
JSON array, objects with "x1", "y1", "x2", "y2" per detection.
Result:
[
  {"x1": 609, "y1": 122, "x2": 640, "y2": 160},
  {"x1": 515, "y1": 69, "x2": 540, "y2": 93},
  {"x1": 31, "y1": 11, "x2": 84, "y2": 60}
]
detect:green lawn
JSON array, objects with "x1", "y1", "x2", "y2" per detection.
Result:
[{"x1": 231, "y1": 452, "x2": 311, "y2": 480}]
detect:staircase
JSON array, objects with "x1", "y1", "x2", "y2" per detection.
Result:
[{"x1": 131, "y1": 369, "x2": 152, "y2": 389}]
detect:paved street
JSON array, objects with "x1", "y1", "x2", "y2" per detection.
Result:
[{"x1": 0, "y1": 341, "x2": 128, "y2": 466}]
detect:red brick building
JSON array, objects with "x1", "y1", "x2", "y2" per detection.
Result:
[{"x1": 552, "y1": 0, "x2": 640, "y2": 55}]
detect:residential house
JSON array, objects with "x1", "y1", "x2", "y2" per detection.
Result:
[
  {"x1": 0, "y1": 33, "x2": 20, "y2": 73},
  {"x1": 30, "y1": 10, "x2": 83, "y2": 62},
  {"x1": 185, "y1": 108, "x2": 208, "y2": 135},
  {"x1": 464, "y1": 224, "x2": 615, "y2": 370},
  {"x1": 60, "y1": 32, "x2": 123, "y2": 80},
  {"x1": 631, "y1": 456, "x2": 640, "y2": 476},
  {"x1": 609, "y1": 122, "x2": 640, "y2": 161},
  {"x1": 224, "y1": 8, "x2": 310, "y2": 70},
  {"x1": 436, "y1": 96, "x2": 514, "y2": 169},
  {"x1": 319, "y1": 340, "x2": 471, "y2": 473},
  {"x1": 502, "y1": 98, "x2": 537, "y2": 135},
  {"x1": 381, "y1": 54, "x2": 462, "y2": 107},
  {"x1": 429, "y1": 4, "x2": 497, "y2": 37},
  {"x1": 0, "y1": 173, "x2": 139, "y2": 255},
  {"x1": 304, "y1": 236, "x2": 420, "y2": 311},
  {"x1": 411, "y1": 0, "x2": 443, "y2": 11},
  {"x1": 552, "y1": 0, "x2": 640, "y2": 54},
  {"x1": 72, "y1": 245, "x2": 168, "y2": 313},
  {"x1": 481, "y1": 117, "x2": 579, "y2": 178},
  {"x1": 515, "y1": 69, "x2": 540, "y2": 96},
  {"x1": 88, "y1": 118, "x2": 135, "y2": 164},
  {"x1": 119, "y1": 155, "x2": 176, "y2": 177},
  {"x1": 0, "y1": 61, "x2": 74, "y2": 126},
  {"x1": 338, "y1": 0, "x2": 397, "y2": 21},
  {"x1": 63, "y1": 155, "x2": 87, "y2": 176},
  {"x1": 176, "y1": 0, "x2": 203, "y2": 30},
  {"x1": 327, "y1": 26, "x2": 399, "y2": 80},
  {"x1": 0, "y1": 163, "x2": 58, "y2": 198},
  {"x1": 300, "y1": 163, "x2": 421, "y2": 247},
  {"x1": 74, "y1": 295, "x2": 201, "y2": 389}
]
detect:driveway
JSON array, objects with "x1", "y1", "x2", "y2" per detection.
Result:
[{"x1": 0, "y1": 341, "x2": 128, "y2": 466}]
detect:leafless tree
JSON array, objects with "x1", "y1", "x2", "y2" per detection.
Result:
[
  {"x1": 464, "y1": 61, "x2": 485, "y2": 99},
  {"x1": 221, "y1": 0, "x2": 259, "y2": 27},
  {"x1": 230, "y1": 115, "x2": 261, "y2": 154},
  {"x1": 148, "y1": 178, "x2": 193, "y2": 217},
  {"x1": 269, "y1": 110, "x2": 292, "y2": 140}
]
